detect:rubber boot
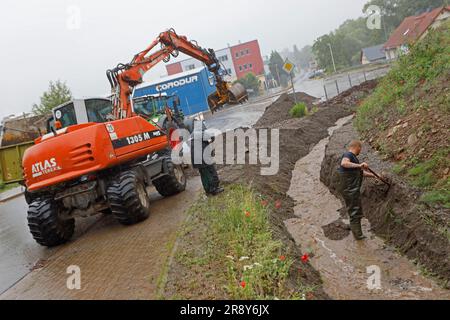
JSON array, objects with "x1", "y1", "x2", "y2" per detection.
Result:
[
  {"x1": 350, "y1": 221, "x2": 366, "y2": 241},
  {"x1": 210, "y1": 187, "x2": 224, "y2": 196}
]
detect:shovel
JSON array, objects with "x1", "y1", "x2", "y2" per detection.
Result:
[{"x1": 367, "y1": 167, "x2": 392, "y2": 194}]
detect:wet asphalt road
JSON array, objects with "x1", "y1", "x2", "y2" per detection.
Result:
[
  {"x1": 0, "y1": 196, "x2": 50, "y2": 294},
  {"x1": 205, "y1": 95, "x2": 280, "y2": 131},
  {"x1": 0, "y1": 95, "x2": 280, "y2": 299}
]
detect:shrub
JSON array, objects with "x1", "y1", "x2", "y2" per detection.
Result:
[{"x1": 289, "y1": 102, "x2": 308, "y2": 118}]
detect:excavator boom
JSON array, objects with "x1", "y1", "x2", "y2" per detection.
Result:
[{"x1": 107, "y1": 29, "x2": 248, "y2": 119}]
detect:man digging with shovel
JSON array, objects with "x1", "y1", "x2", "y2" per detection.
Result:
[{"x1": 338, "y1": 140, "x2": 382, "y2": 240}]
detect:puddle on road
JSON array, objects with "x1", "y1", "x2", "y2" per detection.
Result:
[{"x1": 285, "y1": 116, "x2": 450, "y2": 300}]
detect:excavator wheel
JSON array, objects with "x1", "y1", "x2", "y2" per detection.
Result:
[
  {"x1": 153, "y1": 159, "x2": 186, "y2": 197},
  {"x1": 27, "y1": 199, "x2": 75, "y2": 247},
  {"x1": 106, "y1": 170, "x2": 151, "y2": 225}
]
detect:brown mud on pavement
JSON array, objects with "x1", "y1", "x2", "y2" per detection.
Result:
[
  {"x1": 285, "y1": 116, "x2": 450, "y2": 300},
  {"x1": 1, "y1": 177, "x2": 202, "y2": 300}
]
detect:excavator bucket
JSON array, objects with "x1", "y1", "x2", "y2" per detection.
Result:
[
  {"x1": 228, "y1": 83, "x2": 248, "y2": 104},
  {"x1": 207, "y1": 83, "x2": 248, "y2": 113}
]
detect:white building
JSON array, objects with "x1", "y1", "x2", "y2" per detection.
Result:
[{"x1": 167, "y1": 47, "x2": 237, "y2": 82}]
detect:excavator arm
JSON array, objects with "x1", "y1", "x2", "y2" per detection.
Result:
[{"x1": 107, "y1": 29, "x2": 247, "y2": 119}]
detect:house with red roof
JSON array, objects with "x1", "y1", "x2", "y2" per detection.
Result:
[{"x1": 384, "y1": 6, "x2": 450, "y2": 60}]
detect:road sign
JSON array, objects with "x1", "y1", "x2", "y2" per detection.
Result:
[
  {"x1": 283, "y1": 60, "x2": 297, "y2": 104},
  {"x1": 283, "y1": 60, "x2": 295, "y2": 74}
]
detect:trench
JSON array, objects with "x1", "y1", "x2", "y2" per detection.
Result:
[{"x1": 284, "y1": 116, "x2": 450, "y2": 300}]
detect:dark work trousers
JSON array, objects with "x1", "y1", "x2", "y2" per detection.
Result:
[
  {"x1": 198, "y1": 165, "x2": 220, "y2": 194},
  {"x1": 191, "y1": 136, "x2": 220, "y2": 194},
  {"x1": 339, "y1": 170, "x2": 364, "y2": 226}
]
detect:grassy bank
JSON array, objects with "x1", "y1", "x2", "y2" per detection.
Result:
[
  {"x1": 163, "y1": 185, "x2": 315, "y2": 300},
  {"x1": 355, "y1": 21, "x2": 450, "y2": 208},
  {"x1": 0, "y1": 182, "x2": 20, "y2": 194}
]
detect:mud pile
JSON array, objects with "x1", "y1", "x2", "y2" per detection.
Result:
[
  {"x1": 321, "y1": 122, "x2": 450, "y2": 284},
  {"x1": 220, "y1": 82, "x2": 377, "y2": 298},
  {"x1": 255, "y1": 91, "x2": 318, "y2": 128}
]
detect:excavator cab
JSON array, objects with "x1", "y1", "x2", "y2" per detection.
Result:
[{"x1": 51, "y1": 98, "x2": 113, "y2": 129}]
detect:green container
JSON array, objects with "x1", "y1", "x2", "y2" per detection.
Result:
[{"x1": 0, "y1": 141, "x2": 34, "y2": 184}]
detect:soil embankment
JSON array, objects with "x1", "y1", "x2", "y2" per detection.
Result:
[
  {"x1": 285, "y1": 115, "x2": 449, "y2": 299},
  {"x1": 321, "y1": 122, "x2": 450, "y2": 286},
  {"x1": 218, "y1": 82, "x2": 378, "y2": 298}
]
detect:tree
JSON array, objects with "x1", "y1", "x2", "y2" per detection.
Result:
[
  {"x1": 32, "y1": 80, "x2": 72, "y2": 115},
  {"x1": 235, "y1": 73, "x2": 261, "y2": 96},
  {"x1": 269, "y1": 51, "x2": 289, "y2": 87},
  {"x1": 293, "y1": 45, "x2": 314, "y2": 69}
]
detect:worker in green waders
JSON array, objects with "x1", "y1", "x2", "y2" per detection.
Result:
[
  {"x1": 189, "y1": 119, "x2": 224, "y2": 196},
  {"x1": 339, "y1": 140, "x2": 376, "y2": 240}
]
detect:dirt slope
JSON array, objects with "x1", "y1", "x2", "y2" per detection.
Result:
[
  {"x1": 321, "y1": 123, "x2": 450, "y2": 285},
  {"x1": 356, "y1": 22, "x2": 450, "y2": 209},
  {"x1": 287, "y1": 116, "x2": 449, "y2": 299},
  {"x1": 217, "y1": 81, "x2": 377, "y2": 298}
]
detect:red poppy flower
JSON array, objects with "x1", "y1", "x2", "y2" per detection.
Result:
[
  {"x1": 245, "y1": 211, "x2": 251, "y2": 218},
  {"x1": 240, "y1": 281, "x2": 246, "y2": 289},
  {"x1": 275, "y1": 200, "x2": 282, "y2": 209},
  {"x1": 279, "y1": 255, "x2": 286, "y2": 261},
  {"x1": 261, "y1": 200, "x2": 268, "y2": 207},
  {"x1": 301, "y1": 254, "x2": 309, "y2": 263}
]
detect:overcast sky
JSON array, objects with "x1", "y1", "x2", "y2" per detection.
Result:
[{"x1": 0, "y1": 0, "x2": 369, "y2": 119}]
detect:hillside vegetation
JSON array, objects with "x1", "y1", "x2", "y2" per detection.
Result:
[{"x1": 356, "y1": 21, "x2": 450, "y2": 208}]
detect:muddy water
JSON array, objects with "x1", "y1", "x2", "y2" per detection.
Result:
[{"x1": 285, "y1": 116, "x2": 450, "y2": 300}]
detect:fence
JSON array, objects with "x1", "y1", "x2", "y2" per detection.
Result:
[{"x1": 322, "y1": 66, "x2": 390, "y2": 101}]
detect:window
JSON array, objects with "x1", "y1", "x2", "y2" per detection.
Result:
[
  {"x1": 227, "y1": 68, "x2": 232, "y2": 74},
  {"x1": 246, "y1": 49, "x2": 250, "y2": 55},
  {"x1": 240, "y1": 51, "x2": 245, "y2": 56},
  {"x1": 239, "y1": 66, "x2": 243, "y2": 71},
  {"x1": 219, "y1": 55, "x2": 228, "y2": 62},
  {"x1": 249, "y1": 63, "x2": 253, "y2": 69},
  {"x1": 85, "y1": 99, "x2": 113, "y2": 123},
  {"x1": 235, "y1": 52, "x2": 240, "y2": 58},
  {"x1": 244, "y1": 64, "x2": 248, "y2": 70},
  {"x1": 185, "y1": 64, "x2": 196, "y2": 71},
  {"x1": 54, "y1": 102, "x2": 76, "y2": 128}
]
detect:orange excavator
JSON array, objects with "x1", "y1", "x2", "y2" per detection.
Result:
[
  {"x1": 22, "y1": 29, "x2": 247, "y2": 247},
  {"x1": 107, "y1": 28, "x2": 247, "y2": 119}
]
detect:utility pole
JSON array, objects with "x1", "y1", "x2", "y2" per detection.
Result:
[
  {"x1": 382, "y1": 0, "x2": 388, "y2": 42},
  {"x1": 275, "y1": 64, "x2": 281, "y2": 87},
  {"x1": 328, "y1": 43, "x2": 337, "y2": 74},
  {"x1": 290, "y1": 71, "x2": 297, "y2": 104}
]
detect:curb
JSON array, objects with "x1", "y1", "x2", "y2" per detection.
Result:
[{"x1": 0, "y1": 187, "x2": 25, "y2": 203}]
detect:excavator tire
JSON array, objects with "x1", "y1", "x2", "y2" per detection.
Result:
[
  {"x1": 153, "y1": 159, "x2": 186, "y2": 197},
  {"x1": 107, "y1": 170, "x2": 150, "y2": 225},
  {"x1": 27, "y1": 199, "x2": 75, "y2": 247}
]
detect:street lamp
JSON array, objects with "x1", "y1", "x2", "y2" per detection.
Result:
[{"x1": 328, "y1": 43, "x2": 337, "y2": 73}]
